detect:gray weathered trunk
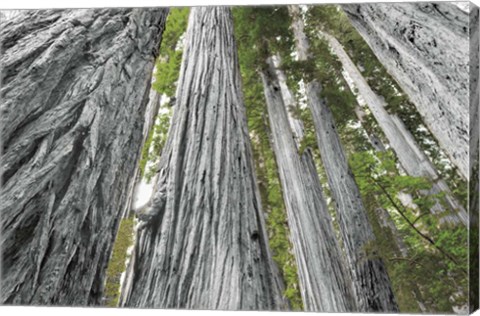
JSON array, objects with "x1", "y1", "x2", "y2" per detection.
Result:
[
  {"x1": 289, "y1": 5, "x2": 398, "y2": 312},
  {"x1": 260, "y1": 56, "x2": 355, "y2": 312},
  {"x1": 321, "y1": 32, "x2": 468, "y2": 226},
  {"x1": 0, "y1": 8, "x2": 168, "y2": 305},
  {"x1": 119, "y1": 7, "x2": 285, "y2": 310},
  {"x1": 342, "y1": 3, "x2": 469, "y2": 179}
]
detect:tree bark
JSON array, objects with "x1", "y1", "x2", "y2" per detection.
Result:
[
  {"x1": 0, "y1": 8, "x2": 168, "y2": 305},
  {"x1": 342, "y1": 3, "x2": 469, "y2": 179},
  {"x1": 320, "y1": 31, "x2": 468, "y2": 226},
  {"x1": 259, "y1": 56, "x2": 355, "y2": 312},
  {"x1": 119, "y1": 7, "x2": 285, "y2": 310},
  {"x1": 289, "y1": 5, "x2": 398, "y2": 312}
]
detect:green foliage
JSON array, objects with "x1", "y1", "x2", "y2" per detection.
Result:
[
  {"x1": 309, "y1": 33, "x2": 363, "y2": 132},
  {"x1": 152, "y1": 8, "x2": 189, "y2": 96},
  {"x1": 142, "y1": 109, "x2": 172, "y2": 183},
  {"x1": 277, "y1": 11, "x2": 359, "y2": 140},
  {"x1": 233, "y1": 6, "x2": 293, "y2": 68},
  {"x1": 138, "y1": 127, "x2": 155, "y2": 179},
  {"x1": 104, "y1": 216, "x2": 135, "y2": 307},
  {"x1": 469, "y1": 155, "x2": 479, "y2": 311},
  {"x1": 349, "y1": 150, "x2": 468, "y2": 312}
]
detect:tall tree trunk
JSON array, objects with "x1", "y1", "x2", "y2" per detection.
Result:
[
  {"x1": 259, "y1": 56, "x2": 355, "y2": 312},
  {"x1": 288, "y1": 5, "x2": 398, "y2": 312},
  {"x1": 0, "y1": 8, "x2": 168, "y2": 305},
  {"x1": 320, "y1": 32, "x2": 468, "y2": 225},
  {"x1": 342, "y1": 3, "x2": 469, "y2": 179},
  {"x1": 119, "y1": 7, "x2": 285, "y2": 310}
]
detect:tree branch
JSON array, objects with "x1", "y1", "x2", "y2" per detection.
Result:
[{"x1": 369, "y1": 176, "x2": 466, "y2": 275}]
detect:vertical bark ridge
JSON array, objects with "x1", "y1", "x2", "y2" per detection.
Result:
[
  {"x1": 0, "y1": 8, "x2": 169, "y2": 305},
  {"x1": 288, "y1": 5, "x2": 398, "y2": 312},
  {"x1": 260, "y1": 56, "x2": 355, "y2": 312},
  {"x1": 342, "y1": 3, "x2": 469, "y2": 179},
  {"x1": 120, "y1": 7, "x2": 284, "y2": 310}
]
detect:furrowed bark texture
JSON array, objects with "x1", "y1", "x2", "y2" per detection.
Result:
[
  {"x1": 321, "y1": 32, "x2": 468, "y2": 226},
  {"x1": 260, "y1": 57, "x2": 355, "y2": 312},
  {"x1": 0, "y1": 8, "x2": 168, "y2": 305},
  {"x1": 120, "y1": 7, "x2": 284, "y2": 310},
  {"x1": 289, "y1": 5, "x2": 398, "y2": 312},
  {"x1": 342, "y1": 3, "x2": 469, "y2": 179}
]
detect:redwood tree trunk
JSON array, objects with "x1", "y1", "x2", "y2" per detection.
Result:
[
  {"x1": 342, "y1": 3, "x2": 469, "y2": 179},
  {"x1": 119, "y1": 7, "x2": 285, "y2": 310},
  {"x1": 0, "y1": 8, "x2": 168, "y2": 305},
  {"x1": 260, "y1": 56, "x2": 355, "y2": 312},
  {"x1": 289, "y1": 5, "x2": 398, "y2": 312}
]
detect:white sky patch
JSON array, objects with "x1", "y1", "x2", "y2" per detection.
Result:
[
  {"x1": 416, "y1": 125, "x2": 428, "y2": 133},
  {"x1": 158, "y1": 94, "x2": 171, "y2": 113},
  {"x1": 296, "y1": 79, "x2": 308, "y2": 109},
  {"x1": 133, "y1": 179, "x2": 154, "y2": 210},
  {"x1": 176, "y1": 32, "x2": 187, "y2": 51},
  {"x1": 346, "y1": 120, "x2": 362, "y2": 130}
]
